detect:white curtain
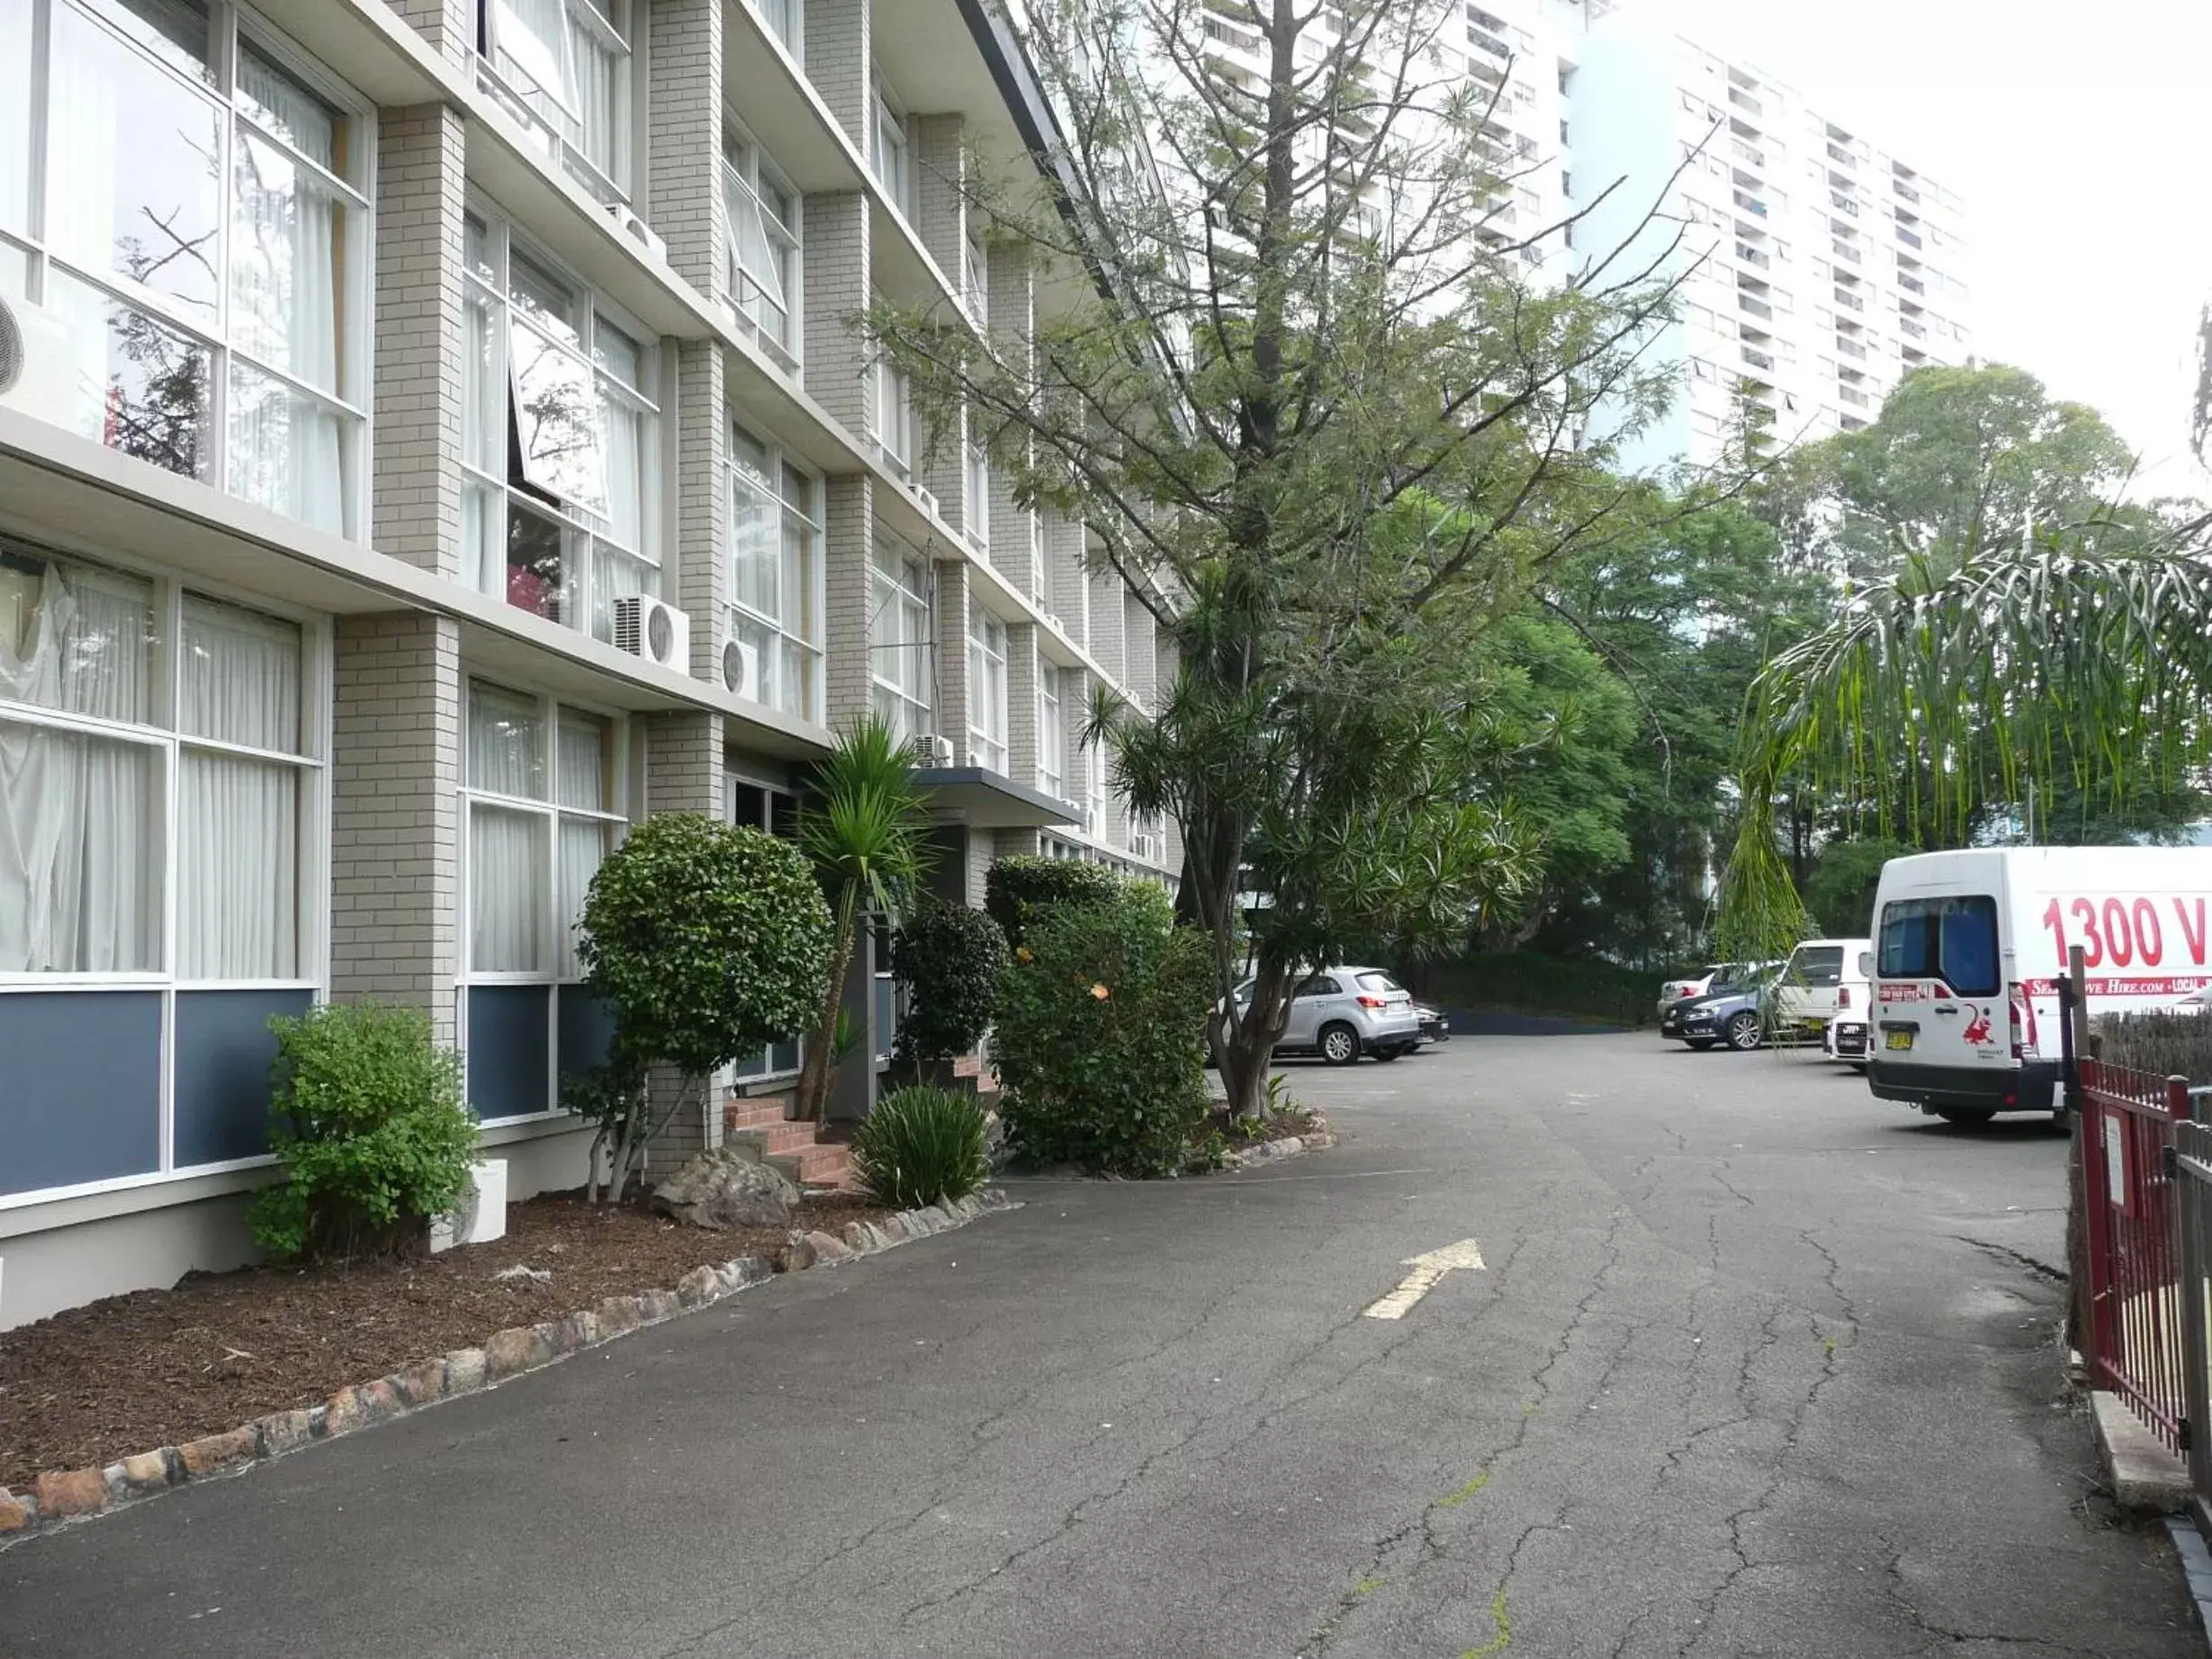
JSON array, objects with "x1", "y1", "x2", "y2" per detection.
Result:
[
  {"x1": 467, "y1": 682, "x2": 546, "y2": 799},
  {"x1": 472, "y1": 803, "x2": 546, "y2": 973},
  {"x1": 557, "y1": 816, "x2": 607, "y2": 979},
  {"x1": 0, "y1": 559, "x2": 158, "y2": 973},
  {"x1": 180, "y1": 752, "x2": 296, "y2": 979},
  {"x1": 555, "y1": 709, "x2": 607, "y2": 812},
  {"x1": 569, "y1": 7, "x2": 621, "y2": 181},
  {"x1": 493, "y1": 0, "x2": 573, "y2": 126},
  {"x1": 598, "y1": 390, "x2": 643, "y2": 551},
  {"x1": 181, "y1": 596, "x2": 301, "y2": 751}
]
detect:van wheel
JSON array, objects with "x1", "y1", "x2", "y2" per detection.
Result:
[
  {"x1": 1935, "y1": 1108, "x2": 1995, "y2": 1126},
  {"x1": 1725, "y1": 1011, "x2": 1762, "y2": 1050},
  {"x1": 1319, "y1": 1023, "x2": 1361, "y2": 1066}
]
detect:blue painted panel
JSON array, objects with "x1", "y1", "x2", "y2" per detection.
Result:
[
  {"x1": 0, "y1": 991, "x2": 162, "y2": 1195},
  {"x1": 468, "y1": 985, "x2": 551, "y2": 1120},
  {"x1": 556, "y1": 985, "x2": 616, "y2": 1080},
  {"x1": 173, "y1": 989, "x2": 313, "y2": 1167}
]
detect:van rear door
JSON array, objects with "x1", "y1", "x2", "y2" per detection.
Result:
[{"x1": 1875, "y1": 893, "x2": 2007, "y2": 1076}]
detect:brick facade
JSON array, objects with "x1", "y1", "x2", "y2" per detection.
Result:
[
  {"x1": 645, "y1": 0, "x2": 727, "y2": 293},
  {"x1": 823, "y1": 474, "x2": 877, "y2": 726},
  {"x1": 371, "y1": 106, "x2": 465, "y2": 578},
  {"x1": 801, "y1": 193, "x2": 873, "y2": 435}
]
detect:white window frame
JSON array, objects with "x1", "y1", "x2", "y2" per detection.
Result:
[
  {"x1": 0, "y1": 0, "x2": 375, "y2": 542},
  {"x1": 724, "y1": 419, "x2": 825, "y2": 723},
  {"x1": 0, "y1": 534, "x2": 330, "y2": 1206},
  {"x1": 1037, "y1": 659, "x2": 1064, "y2": 800},
  {"x1": 721, "y1": 120, "x2": 803, "y2": 372},
  {"x1": 462, "y1": 201, "x2": 662, "y2": 646},
  {"x1": 869, "y1": 540, "x2": 933, "y2": 744},
  {"x1": 873, "y1": 331, "x2": 913, "y2": 477},
  {"x1": 747, "y1": 0, "x2": 799, "y2": 52},
  {"x1": 458, "y1": 678, "x2": 631, "y2": 1124},
  {"x1": 967, "y1": 607, "x2": 1009, "y2": 774},
  {"x1": 872, "y1": 73, "x2": 912, "y2": 216},
  {"x1": 477, "y1": 0, "x2": 634, "y2": 203},
  {"x1": 965, "y1": 436, "x2": 991, "y2": 552},
  {"x1": 964, "y1": 228, "x2": 988, "y2": 325}
]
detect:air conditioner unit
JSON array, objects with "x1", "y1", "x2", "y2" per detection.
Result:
[
  {"x1": 907, "y1": 732, "x2": 955, "y2": 770},
  {"x1": 913, "y1": 484, "x2": 940, "y2": 518},
  {"x1": 605, "y1": 202, "x2": 669, "y2": 262},
  {"x1": 613, "y1": 596, "x2": 689, "y2": 673},
  {"x1": 0, "y1": 295, "x2": 86, "y2": 420},
  {"x1": 721, "y1": 636, "x2": 760, "y2": 700}
]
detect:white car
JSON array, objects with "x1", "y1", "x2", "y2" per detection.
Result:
[
  {"x1": 1658, "y1": 963, "x2": 1730, "y2": 1018},
  {"x1": 1821, "y1": 946, "x2": 1875, "y2": 1070}
]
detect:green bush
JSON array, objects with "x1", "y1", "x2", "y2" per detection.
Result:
[
  {"x1": 985, "y1": 855, "x2": 1123, "y2": 949},
  {"x1": 2093, "y1": 1011, "x2": 2212, "y2": 1083},
  {"x1": 994, "y1": 882, "x2": 1213, "y2": 1176},
  {"x1": 891, "y1": 900, "x2": 1009, "y2": 1068},
  {"x1": 247, "y1": 1002, "x2": 480, "y2": 1261},
  {"x1": 851, "y1": 1086, "x2": 992, "y2": 1210},
  {"x1": 1412, "y1": 951, "x2": 1662, "y2": 1027}
]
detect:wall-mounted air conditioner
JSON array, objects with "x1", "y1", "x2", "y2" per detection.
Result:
[
  {"x1": 0, "y1": 295, "x2": 85, "y2": 420},
  {"x1": 721, "y1": 636, "x2": 760, "y2": 701},
  {"x1": 613, "y1": 596, "x2": 690, "y2": 673},
  {"x1": 605, "y1": 202, "x2": 669, "y2": 262},
  {"x1": 908, "y1": 732, "x2": 955, "y2": 770}
]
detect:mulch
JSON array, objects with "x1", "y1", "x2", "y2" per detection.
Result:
[
  {"x1": 0, "y1": 1191, "x2": 885, "y2": 1492},
  {"x1": 1220, "y1": 1107, "x2": 1324, "y2": 1154}
]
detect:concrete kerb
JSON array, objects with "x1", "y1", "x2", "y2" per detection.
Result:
[
  {"x1": 0, "y1": 1188, "x2": 1020, "y2": 1550},
  {"x1": 2089, "y1": 1389, "x2": 2192, "y2": 1516}
]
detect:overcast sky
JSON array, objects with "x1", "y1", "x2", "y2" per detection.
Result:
[{"x1": 1632, "y1": 0, "x2": 2212, "y2": 498}]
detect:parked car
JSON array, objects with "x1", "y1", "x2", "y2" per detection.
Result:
[
  {"x1": 1234, "y1": 968, "x2": 1422, "y2": 1064},
  {"x1": 1659, "y1": 967, "x2": 1780, "y2": 1051},
  {"x1": 1413, "y1": 1001, "x2": 1451, "y2": 1045},
  {"x1": 1658, "y1": 963, "x2": 1731, "y2": 1018},
  {"x1": 1773, "y1": 937, "x2": 1873, "y2": 1042},
  {"x1": 1819, "y1": 946, "x2": 1875, "y2": 1070}
]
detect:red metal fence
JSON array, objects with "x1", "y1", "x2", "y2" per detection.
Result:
[{"x1": 2080, "y1": 1059, "x2": 2194, "y2": 1453}]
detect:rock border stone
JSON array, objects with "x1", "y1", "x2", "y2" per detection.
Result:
[
  {"x1": 0, "y1": 1188, "x2": 1018, "y2": 1549},
  {"x1": 1220, "y1": 1124, "x2": 1336, "y2": 1170}
]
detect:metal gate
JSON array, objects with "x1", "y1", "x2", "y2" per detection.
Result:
[{"x1": 2080, "y1": 1059, "x2": 2193, "y2": 1453}]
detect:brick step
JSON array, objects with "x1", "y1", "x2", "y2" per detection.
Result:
[
  {"x1": 769, "y1": 1142, "x2": 851, "y2": 1188},
  {"x1": 724, "y1": 1096, "x2": 795, "y2": 1132},
  {"x1": 728, "y1": 1121, "x2": 818, "y2": 1157}
]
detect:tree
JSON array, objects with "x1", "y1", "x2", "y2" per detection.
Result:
[
  {"x1": 889, "y1": 900, "x2": 1010, "y2": 1078},
  {"x1": 871, "y1": 0, "x2": 1682, "y2": 1115},
  {"x1": 575, "y1": 813, "x2": 832, "y2": 1198},
  {"x1": 1800, "y1": 837, "x2": 1917, "y2": 937},
  {"x1": 794, "y1": 717, "x2": 933, "y2": 1123}
]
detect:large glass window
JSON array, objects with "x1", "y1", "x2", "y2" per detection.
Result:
[
  {"x1": 0, "y1": 0, "x2": 370, "y2": 538},
  {"x1": 872, "y1": 76, "x2": 911, "y2": 215},
  {"x1": 869, "y1": 541, "x2": 931, "y2": 744},
  {"x1": 722, "y1": 126, "x2": 801, "y2": 371},
  {"x1": 964, "y1": 229, "x2": 988, "y2": 323},
  {"x1": 1877, "y1": 895, "x2": 1999, "y2": 996},
  {"x1": 874, "y1": 333, "x2": 913, "y2": 477},
  {"x1": 1037, "y1": 660, "x2": 1063, "y2": 799},
  {"x1": 965, "y1": 438, "x2": 991, "y2": 552},
  {"x1": 967, "y1": 608, "x2": 1008, "y2": 774},
  {"x1": 478, "y1": 0, "x2": 631, "y2": 202},
  {"x1": 462, "y1": 205, "x2": 661, "y2": 644},
  {"x1": 725, "y1": 424, "x2": 823, "y2": 722}
]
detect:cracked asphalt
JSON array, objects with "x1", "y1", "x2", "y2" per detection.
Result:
[{"x1": 3, "y1": 1034, "x2": 2199, "y2": 1656}]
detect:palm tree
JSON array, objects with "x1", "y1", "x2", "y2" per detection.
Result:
[{"x1": 794, "y1": 716, "x2": 934, "y2": 1124}]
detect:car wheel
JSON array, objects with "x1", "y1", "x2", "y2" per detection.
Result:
[
  {"x1": 1319, "y1": 1023, "x2": 1361, "y2": 1066},
  {"x1": 1725, "y1": 1010, "x2": 1762, "y2": 1051},
  {"x1": 1685, "y1": 1038, "x2": 1717, "y2": 1051},
  {"x1": 1935, "y1": 1108, "x2": 1995, "y2": 1126}
]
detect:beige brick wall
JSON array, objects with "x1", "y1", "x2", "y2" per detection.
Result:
[
  {"x1": 329, "y1": 613, "x2": 462, "y2": 1041},
  {"x1": 386, "y1": 0, "x2": 472, "y2": 61},
  {"x1": 645, "y1": 0, "x2": 726, "y2": 293},
  {"x1": 913, "y1": 113, "x2": 967, "y2": 275},
  {"x1": 1005, "y1": 621, "x2": 1038, "y2": 783},
  {"x1": 1045, "y1": 511, "x2": 1088, "y2": 646},
  {"x1": 801, "y1": 192, "x2": 873, "y2": 433},
  {"x1": 643, "y1": 709, "x2": 724, "y2": 815},
  {"x1": 934, "y1": 559, "x2": 973, "y2": 759},
  {"x1": 1088, "y1": 565, "x2": 1126, "y2": 690},
  {"x1": 371, "y1": 106, "x2": 465, "y2": 578},
  {"x1": 823, "y1": 474, "x2": 876, "y2": 726},
  {"x1": 1123, "y1": 592, "x2": 1155, "y2": 713},
  {"x1": 672, "y1": 340, "x2": 728, "y2": 679},
  {"x1": 803, "y1": 0, "x2": 872, "y2": 147}
]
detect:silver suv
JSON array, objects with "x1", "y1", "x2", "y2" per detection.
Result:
[{"x1": 1236, "y1": 967, "x2": 1423, "y2": 1064}]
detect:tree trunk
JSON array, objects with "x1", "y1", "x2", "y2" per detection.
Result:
[
  {"x1": 797, "y1": 892, "x2": 860, "y2": 1124},
  {"x1": 1218, "y1": 956, "x2": 1293, "y2": 1120}
]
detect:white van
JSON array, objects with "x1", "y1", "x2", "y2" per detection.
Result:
[
  {"x1": 1775, "y1": 937, "x2": 1873, "y2": 1039},
  {"x1": 1821, "y1": 945, "x2": 1876, "y2": 1067},
  {"x1": 1867, "y1": 847, "x2": 2212, "y2": 1122}
]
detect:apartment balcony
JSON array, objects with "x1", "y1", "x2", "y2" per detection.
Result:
[
  {"x1": 1834, "y1": 288, "x2": 1864, "y2": 312},
  {"x1": 1832, "y1": 239, "x2": 1862, "y2": 265},
  {"x1": 1897, "y1": 226, "x2": 1924, "y2": 250},
  {"x1": 1470, "y1": 26, "x2": 1512, "y2": 60},
  {"x1": 1741, "y1": 346, "x2": 1776, "y2": 374},
  {"x1": 1839, "y1": 385, "x2": 1870, "y2": 408},
  {"x1": 1895, "y1": 180, "x2": 1921, "y2": 205},
  {"x1": 1899, "y1": 272, "x2": 1926, "y2": 295},
  {"x1": 1900, "y1": 318, "x2": 1927, "y2": 340},
  {"x1": 1735, "y1": 241, "x2": 1772, "y2": 270},
  {"x1": 1826, "y1": 141, "x2": 1857, "y2": 166},
  {"x1": 1738, "y1": 293, "x2": 1774, "y2": 321},
  {"x1": 1732, "y1": 189, "x2": 1769, "y2": 219},
  {"x1": 1837, "y1": 336, "x2": 1867, "y2": 361},
  {"x1": 1731, "y1": 139, "x2": 1767, "y2": 171},
  {"x1": 1728, "y1": 86, "x2": 1764, "y2": 118},
  {"x1": 1830, "y1": 193, "x2": 1859, "y2": 217}
]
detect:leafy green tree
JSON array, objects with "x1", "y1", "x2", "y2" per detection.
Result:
[
  {"x1": 889, "y1": 900, "x2": 1009, "y2": 1077},
  {"x1": 576, "y1": 813, "x2": 832, "y2": 1197},
  {"x1": 795, "y1": 717, "x2": 933, "y2": 1123},
  {"x1": 871, "y1": 0, "x2": 1679, "y2": 1115},
  {"x1": 1800, "y1": 837, "x2": 1916, "y2": 937}
]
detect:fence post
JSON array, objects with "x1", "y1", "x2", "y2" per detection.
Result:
[{"x1": 2061, "y1": 952, "x2": 2088, "y2": 1354}]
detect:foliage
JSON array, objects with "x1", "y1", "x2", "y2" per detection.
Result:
[
  {"x1": 868, "y1": 0, "x2": 1681, "y2": 1115},
  {"x1": 247, "y1": 1002, "x2": 478, "y2": 1261},
  {"x1": 985, "y1": 855, "x2": 1123, "y2": 949},
  {"x1": 994, "y1": 882, "x2": 1214, "y2": 1176},
  {"x1": 890, "y1": 901, "x2": 1010, "y2": 1068},
  {"x1": 573, "y1": 812, "x2": 832, "y2": 1198},
  {"x1": 850, "y1": 1086, "x2": 993, "y2": 1210},
  {"x1": 1407, "y1": 951, "x2": 1664, "y2": 1028},
  {"x1": 1801, "y1": 838, "x2": 1918, "y2": 937},
  {"x1": 2092, "y1": 1012, "x2": 2212, "y2": 1085},
  {"x1": 794, "y1": 716, "x2": 934, "y2": 1122}
]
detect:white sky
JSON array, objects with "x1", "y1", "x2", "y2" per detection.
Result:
[{"x1": 1632, "y1": 0, "x2": 2212, "y2": 499}]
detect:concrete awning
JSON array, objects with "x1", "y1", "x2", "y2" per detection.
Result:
[{"x1": 915, "y1": 768, "x2": 1081, "y2": 829}]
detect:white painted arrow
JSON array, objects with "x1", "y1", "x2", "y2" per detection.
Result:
[{"x1": 1362, "y1": 1238, "x2": 1487, "y2": 1320}]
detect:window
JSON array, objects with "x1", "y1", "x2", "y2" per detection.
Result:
[
  {"x1": 1037, "y1": 661, "x2": 1063, "y2": 798},
  {"x1": 726, "y1": 775, "x2": 804, "y2": 1079},
  {"x1": 967, "y1": 609, "x2": 1008, "y2": 773},
  {"x1": 462, "y1": 681, "x2": 626, "y2": 1118},
  {"x1": 478, "y1": 0, "x2": 631, "y2": 201},
  {"x1": 725, "y1": 424, "x2": 823, "y2": 721},
  {"x1": 1877, "y1": 895, "x2": 1999, "y2": 996},
  {"x1": 721, "y1": 125, "x2": 801, "y2": 370},
  {"x1": 1085, "y1": 732, "x2": 1106, "y2": 835},
  {"x1": 964, "y1": 229, "x2": 988, "y2": 324},
  {"x1": 872, "y1": 76, "x2": 911, "y2": 215},
  {"x1": 1788, "y1": 945, "x2": 1845, "y2": 988},
  {"x1": 0, "y1": 0, "x2": 371, "y2": 538},
  {"x1": 870, "y1": 541, "x2": 932, "y2": 744},
  {"x1": 965, "y1": 438, "x2": 991, "y2": 551},
  {"x1": 750, "y1": 0, "x2": 796, "y2": 49},
  {"x1": 874, "y1": 336, "x2": 913, "y2": 475},
  {"x1": 462, "y1": 205, "x2": 661, "y2": 643}
]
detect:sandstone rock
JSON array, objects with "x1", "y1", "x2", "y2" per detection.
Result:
[
  {"x1": 176, "y1": 1428, "x2": 256, "y2": 1478},
  {"x1": 0, "y1": 1492, "x2": 31, "y2": 1531},
  {"x1": 652, "y1": 1146, "x2": 801, "y2": 1230},
  {"x1": 391, "y1": 1358, "x2": 447, "y2": 1406},
  {"x1": 595, "y1": 1296, "x2": 643, "y2": 1337},
  {"x1": 638, "y1": 1288, "x2": 680, "y2": 1321},
  {"x1": 256, "y1": 1411, "x2": 317, "y2": 1457},
  {"x1": 325, "y1": 1377, "x2": 401, "y2": 1435},
  {"x1": 116, "y1": 1449, "x2": 175, "y2": 1493},
  {"x1": 443, "y1": 1348, "x2": 489, "y2": 1394},
  {"x1": 842, "y1": 1221, "x2": 874, "y2": 1252},
  {"x1": 483, "y1": 1325, "x2": 553, "y2": 1380},
  {"x1": 677, "y1": 1264, "x2": 722, "y2": 1306},
  {"x1": 805, "y1": 1228, "x2": 853, "y2": 1262},
  {"x1": 787, "y1": 1233, "x2": 818, "y2": 1270},
  {"x1": 35, "y1": 1468, "x2": 106, "y2": 1519}
]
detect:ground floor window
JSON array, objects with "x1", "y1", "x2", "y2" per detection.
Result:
[{"x1": 0, "y1": 539, "x2": 324, "y2": 1201}]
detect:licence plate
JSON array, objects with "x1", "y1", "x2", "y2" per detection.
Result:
[{"x1": 1885, "y1": 1029, "x2": 1914, "y2": 1052}]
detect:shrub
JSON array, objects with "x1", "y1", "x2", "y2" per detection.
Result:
[
  {"x1": 2093, "y1": 1010, "x2": 2212, "y2": 1082},
  {"x1": 985, "y1": 855, "x2": 1123, "y2": 949},
  {"x1": 851, "y1": 1086, "x2": 992, "y2": 1210},
  {"x1": 574, "y1": 813, "x2": 833, "y2": 1198},
  {"x1": 246, "y1": 1002, "x2": 479, "y2": 1261},
  {"x1": 891, "y1": 900, "x2": 1009, "y2": 1069},
  {"x1": 993, "y1": 881, "x2": 1214, "y2": 1176}
]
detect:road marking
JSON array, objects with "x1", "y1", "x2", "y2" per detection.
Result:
[{"x1": 1362, "y1": 1238, "x2": 1487, "y2": 1319}]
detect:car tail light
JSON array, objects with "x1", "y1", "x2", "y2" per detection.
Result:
[
  {"x1": 1357, "y1": 993, "x2": 1387, "y2": 1009},
  {"x1": 1838, "y1": 987, "x2": 1851, "y2": 1009},
  {"x1": 2008, "y1": 983, "x2": 2026, "y2": 1061}
]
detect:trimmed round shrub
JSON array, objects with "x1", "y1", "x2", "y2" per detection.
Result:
[
  {"x1": 993, "y1": 881, "x2": 1214, "y2": 1176},
  {"x1": 985, "y1": 855, "x2": 1123, "y2": 949},
  {"x1": 851, "y1": 1086, "x2": 992, "y2": 1210},
  {"x1": 891, "y1": 900, "x2": 1009, "y2": 1067},
  {"x1": 247, "y1": 1001, "x2": 480, "y2": 1261}
]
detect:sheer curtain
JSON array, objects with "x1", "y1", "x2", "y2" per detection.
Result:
[
  {"x1": 0, "y1": 558, "x2": 158, "y2": 973},
  {"x1": 468, "y1": 685, "x2": 548, "y2": 973},
  {"x1": 555, "y1": 710, "x2": 608, "y2": 980},
  {"x1": 569, "y1": 6, "x2": 621, "y2": 183}
]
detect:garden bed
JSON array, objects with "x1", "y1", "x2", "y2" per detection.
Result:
[
  {"x1": 1218, "y1": 1105, "x2": 1324, "y2": 1156},
  {"x1": 0, "y1": 1191, "x2": 884, "y2": 1492}
]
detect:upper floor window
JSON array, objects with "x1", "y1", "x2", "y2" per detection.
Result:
[
  {"x1": 869, "y1": 541, "x2": 931, "y2": 745},
  {"x1": 479, "y1": 0, "x2": 632, "y2": 202},
  {"x1": 725, "y1": 423, "x2": 822, "y2": 722},
  {"x1": 872, "y1": 76, "x2": 911, "y2": 216},
  {"x1": 721, "y1": 125, "x2": 801, "y2": 371},
  {"x1": 1037, "y1": 660, "x2": 1063, "y2": 800},
  {"x1": 461, "y1": 204, "x2": 660, "y2": 643},
  {"x1": 873, "y1": 319, "x2": 912, "y2": 476},
  {"x1": 967, "y1": 607, "x2": 1008, "y2": 774},
  {"x1": 1029, "y1": 513, "x2": 1047, "y2": 602},
  {"x1": 963, "y1": 229, "x2": 988, "y2": 324},
  {"x1": 0, "y1": 0, "x2": 371, "y2": 539},
  {"x1": 964, "y1": 437, "x2": 990, "y2": 552},
  {"x1": 750, "y1": 0, "x2": 797, "y2": 50}
]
